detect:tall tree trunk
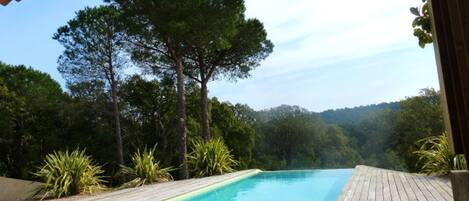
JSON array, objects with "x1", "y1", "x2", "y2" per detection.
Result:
[
  {"x1": 175, "y1": 58, "x2": 189, "y2": 179},
  {"x1": 201, "y1": 81, "x2": 211, "y2": 141},
  {"x1": 111, "y1": 78, "x2": 124, "y2": 165},
  {"x1": 155, "y1": 114, "x2": 168, "y2": 159}
]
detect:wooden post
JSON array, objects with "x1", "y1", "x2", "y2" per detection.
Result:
[
  {"x1": 430, "y1": 1, "x2": 469, "y2": 200},
  {"x1": 430, "y1": 0, "x2": 469, "y2": 162}
]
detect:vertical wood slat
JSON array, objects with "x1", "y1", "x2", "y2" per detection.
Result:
[
  {"x1": 405, "y1": 174, "x2": 427, "y2": 201},
  {"x1": 351, "y1": 166, "x2": 367, "y2": 201},
  {"x1": 398, "y1": 172, "x2": 417, "y2": 201},
  {"x1": 393, "y1": 173, "x2": 409, "y2": 201},
  {"x1": 382, "y1": 169, "x2": 392, "y2": 201},
  {"x1": 388, "y1": 172, "x2": 401, "y2": 201},
  {"x1": 375, "y1": 168, "x2": 384, "y2": 201},
  {"x1": 430, "y1": 0, "x2": 469, "y2": 162},
  {"x1": 368, "y1": 168, "x2": 377, "y2": 201},
  {"x1": 359, "y1": 166, "x2": 372, "y2": 201}
]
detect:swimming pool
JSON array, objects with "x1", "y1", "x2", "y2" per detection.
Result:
[{"x1": 173, "y1": 169, "x2": 353, "y2": 201}]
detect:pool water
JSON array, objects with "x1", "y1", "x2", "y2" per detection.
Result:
[{"x1": 183, "y1": 169, "x2": 353, "y2": 201}]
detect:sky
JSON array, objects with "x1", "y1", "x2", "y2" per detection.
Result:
[{"x1": 0, "y1": 0, "x2": 440, "y2": 112}]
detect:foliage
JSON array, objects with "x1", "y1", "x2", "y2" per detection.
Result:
[
  {"x1": 324, "y1": 88, "x2": 445, "y2": 172},
  {"x1": 121, "y1": 75, "x2": 178, "y2": 167},
  {"x1": 253, "y1": 105, "x2": 362, "y2": 170},
  {"x1": 392, "y1": 88, "x2": 444, "y2": 171},
  {"x1": 0, "y1": 59, "x2": 451, "y2": 183},
  {"x1": 54, "y1": 5, "x2": 127, "y2": 86},
  {"x1": 188, "y1": 139, "x2": 238, "y2": 177},
  {"x1": 414, "y1": 134, "x2": 467, "y2": 176},
  {"x1": 119, "y1": 146, "x2": 173, "y2": 188},
  {"x1": 320, "y1": 102, "x2": 399, "y2": 125},
  {"x1": 0, "y1": 63, "x2": 68, "y2": 179},
  {"x1": 338, "y1": 110, "x2": 407, "y2": 170},
  {"x1": 33, "y1": 149, "x2": 105, "y2": 198},
  {"x1": 181, "y1": 2, "x2": 273, "y2": 139},
  {"x1": 210, "y1": 99, "x2": 256, "y2": 168},
  {"x1": 54, "y1": 5, "x2": 128, "y2": 165},
  {"x1": 410, "y1": 0, "x2": 432, "y2": 48},
  {"x1": 111, "y1": 0, "x2": 220, "y2": 179}
]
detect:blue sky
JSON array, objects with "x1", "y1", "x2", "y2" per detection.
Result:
[{"x1": 0, "y1": 0, "x2": 439, "y2": 112}]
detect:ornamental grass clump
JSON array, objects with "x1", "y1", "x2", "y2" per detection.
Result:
[
  {"x1": 34, "y1": 149, "x2": 105, "y2": 199},
  {"x1": 119, "y1": 146, "x2": 173, "y2": 188},
  {"x1": 188, "y1": 138, "x2": 238, "y2": 177},
  {"x1": 414, "y1": 134, "x2": 467, "y2": 176}
]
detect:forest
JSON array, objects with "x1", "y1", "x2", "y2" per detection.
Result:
[{"x1": 0, "y1": 61, "x2": 444, "y2": 181}]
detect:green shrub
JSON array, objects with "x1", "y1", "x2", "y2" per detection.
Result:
[
  {"x1": 34, "y1": 149, "x2": 105, "y2": 198},
  {"x1": 414, "y1": 134, "x2": 467, "y2": 176},
  {"x1": 119, "y1": 146, "x2": 173, "y2": 187},
  {"x1": 188, "y1": 138, "x2": 238, "y2": 177}
]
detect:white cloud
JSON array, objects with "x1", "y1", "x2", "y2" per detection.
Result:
[
  {"x1": 242, "y1": 0, "x2": 420, "y2": 78},
  {"x1": 209, "y1": 0, "x2": 439, "y2": 111}
]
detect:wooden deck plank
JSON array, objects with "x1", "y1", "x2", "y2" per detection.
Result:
[
  {"x1": 398, "y1": 172, "x2": 417, "y2": 201},
  {"x1": 410, "y1": 174, "x2": 437, "y2": 201},
  {"x1": 429, "y1": 176, "x2": 453, "y2": 199},
  {"x1": 338, "y1": 166, "x2": 452, "y2": 201},
  {"x1": 393, "y1": 173, "x2": 409, "y2": 201},
  {"x1": 405, "y1": 174, "x2": 427, "y2": 201},
  {"x1": 359, "y1": 166, "x2": 372, "y2": 201},
  {"x1": 351, "y1": 166, "x2": 367, "y2": 201},
  {"x1": 55, "y1": 169, "x2": 258, "y2": 201},
  {"x1": 427, "y1": 177, "x2": 452, "y2": 201},
  {"x1": 368, "y1": 167, "x2": 377, "y2": 201},
  {"x1": 375, "y1": 168, "x2": 384, "y2": 201},
  {"x1": 382, "y1": 169, "x2": 392, "y2": 201},
  {"x1": 418, "y1": 176, "x2": 447, "y2": 201},
  {"x1": 388, "y1": 172, "x2": 401, "y2": 201}
]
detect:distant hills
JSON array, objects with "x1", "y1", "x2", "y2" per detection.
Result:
[
  {"x1": 319, "y1": 102, "x2": 400, "y2": 125},
  {"x1": 254, "y1": 102, "x2": 400, "y2": 126}
]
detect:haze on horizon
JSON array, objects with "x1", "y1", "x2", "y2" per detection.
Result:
[{"x1": 0, "y1": 0, "x2": 439, "y2": 112}]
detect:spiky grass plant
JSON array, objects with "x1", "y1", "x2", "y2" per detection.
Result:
[
  {"x1": 188, "y1": 138, "x2": 238, "y2": 177},
  {"x1": 34, "y1": 149, "x2": 105, "y2": 198},
  {"x1": 414, "y1": 134, "x2": 467, "y2": 176},
  {"x1": 119, "y1": 146, "x2": 173, "y2": 188}
]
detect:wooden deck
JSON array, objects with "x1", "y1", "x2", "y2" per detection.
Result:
[
  {"x1": 57, "y1": 166, "x2": 454, "y2": 201},
  {"x1": 57, "y1": 169, "x2": 258, "y2": 201},
  {"x1": 338, "y1": 165, "x2": 453, "y2": 201}
]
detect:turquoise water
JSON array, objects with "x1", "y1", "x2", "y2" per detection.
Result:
[{"x1": 183, "y1": 169, "x2": 353, "y2": 201}]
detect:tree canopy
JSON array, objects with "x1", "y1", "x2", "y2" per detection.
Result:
[{"x1": 54, "y1": 5, "x2": 128, "y2": 165}]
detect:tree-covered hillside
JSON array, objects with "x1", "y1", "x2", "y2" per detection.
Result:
[
  {"x1": 319, "y1": 102, "x2": 400, "y2": 125},
  {"x1": 319, "y1": 89, "x2": 443, "y2": 172}
]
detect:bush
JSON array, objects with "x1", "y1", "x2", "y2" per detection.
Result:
[
  {"x1": 414, "y1": 134, "x2": 467, "y2": 176},
  {"x1": 119, "y1": 146, "x2": 173, "y2": 187},
  {"x1": 34, "y1": 149, "x2": 105, "y2": 198},
  {"x1": 188, "y1": 138, "x2": 238, "y2": 177}
]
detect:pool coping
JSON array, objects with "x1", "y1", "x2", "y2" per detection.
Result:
[{"x1": 167, "y1": 169, "x2": 262, "y2": 201}]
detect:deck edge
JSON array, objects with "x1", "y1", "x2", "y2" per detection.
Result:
[{"x1": 166, "y1": 169, "x2": 262, "y2": 201}]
